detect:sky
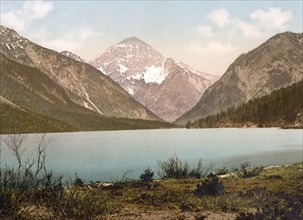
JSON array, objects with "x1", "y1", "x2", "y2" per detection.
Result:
[{"x1": 1, "y1": 0, "x2": 302, "y2": 76}]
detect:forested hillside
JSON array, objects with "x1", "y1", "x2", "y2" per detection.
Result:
[
  {"x1": 0, "y1": 101, "x2": 174, "y2": 134},
  {"x1": 189, "y1": 80, "x2": 303, "y2": 128},
  {"x1": 0, "y1": 102, "x2": 77, "y2": 134}
]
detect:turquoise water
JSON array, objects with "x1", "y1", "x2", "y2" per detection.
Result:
[{"x1": 1, "y1": 128, "x2": 302, "y2": 181}]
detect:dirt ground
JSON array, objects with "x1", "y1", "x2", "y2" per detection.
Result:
[{"x1": 102, "y1": 210, "x2": 238, "y2": 220}]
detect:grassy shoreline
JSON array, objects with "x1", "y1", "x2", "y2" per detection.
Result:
[{"x1": 1, "y1": 161, "x2": 302, "y2": 219}]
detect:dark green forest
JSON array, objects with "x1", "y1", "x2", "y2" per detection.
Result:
[
  {"x1": 0, "y1": 102, "x2": 174, "y2": 134},
  {"x1": 189, "y1": 80, "x2": 303, "y2": 128},
  {"x1": 0, "y1": 103, "x2": 77, "y2": 134}
]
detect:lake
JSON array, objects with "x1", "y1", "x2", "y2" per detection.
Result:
[{"x1": 1, "y1": 128, "x2": 302, "y2": 182}]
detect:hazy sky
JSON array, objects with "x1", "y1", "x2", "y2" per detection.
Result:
[{"x1": 1, "y1": 1, "x2": 302, "y2": 75}]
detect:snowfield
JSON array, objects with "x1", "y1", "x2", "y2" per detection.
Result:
[{"x1": 143, "y1": 65, "x2": 167, "y2": 84}]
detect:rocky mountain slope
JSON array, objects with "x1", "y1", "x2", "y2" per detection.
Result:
[
  {"x1": 176, "y1": 32, "x2": 303, "y2": 124},
  {"x1": 0, "y1": 25, "x2": 172, "y2": 132},
  {"x1": 60, "y1": 50, "x2": 85, "y2": 62},
  {"x1": 89, "y1": 37, "x2": 218, "y2": 122}
]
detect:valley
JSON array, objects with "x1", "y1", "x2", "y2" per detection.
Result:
[
  {"x1": 0, "y1": 1, "x2": 302, "y2": 219},
  {"x1": 1, "y1": 26, "x2": 302, "y2": 133}
]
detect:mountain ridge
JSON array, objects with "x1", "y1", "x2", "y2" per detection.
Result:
[{"x1": 176, "y1": 31, "x2": 303, "y2": 124}]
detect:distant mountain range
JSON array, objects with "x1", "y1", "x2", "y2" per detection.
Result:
[
  {"x1": 89, "y1": 37, "x2": 218, "y2": 122},
  {"x1": 176, "y1": 32, "x2": 303, "y2": 124},
  {"x1": 1, "y1": 25, "x2": 302, "y2": 133},
  {"x1": 0, "y1": 25, "x2": 173, "y2": 133}
]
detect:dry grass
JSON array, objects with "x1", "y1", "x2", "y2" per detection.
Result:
[{"x1": 1, "y1": 162, "x2": 303, "y2": 219}]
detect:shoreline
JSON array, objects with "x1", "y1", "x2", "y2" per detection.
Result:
[{"x1": 4, "y1": 161, "x2": 302, "y2": 219}]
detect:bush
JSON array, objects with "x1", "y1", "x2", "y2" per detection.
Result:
[
  {"x1": 73, "y1": 176, "x2": 84, "y2": 187},
  {"x1": 157, "y1": 155, "x2": 210, "y2": 179},
  {"x1": 235, "y1": 162, "x2": 263, "y2": 178},
  {"x1": 140, "y1": 168, "x2": 154, "y2": 182},
  {"x1": 195, "y1": 173, "x2": 224, "y2": 196}
]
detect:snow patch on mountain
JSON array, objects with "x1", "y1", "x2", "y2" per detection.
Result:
[
  {"x1": 127, "y1": 72, "x2": 143, "y2": 80},
  {"x1": 118, "y1": 64, "x2": 128, "y2": 74},
  {"x1": 98, "y1": 66, "x2": 108, "y2": 75},
  {"x1": 1, "y1": 28, "x2": 29, "y2": 53},
  {"x1": 143, "y1": 65, "x2": 167, "y2": 84},
  {"x1": 126, "y1": 87, "x2": 135, "y2": 95}
]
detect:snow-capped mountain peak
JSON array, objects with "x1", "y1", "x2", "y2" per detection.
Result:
[
  {"x1": 89, "y1": 37, "x2": 218, "y2": 122},
  {"x1": 89, "y1": 36, "x2": 166, "y2": 86}
]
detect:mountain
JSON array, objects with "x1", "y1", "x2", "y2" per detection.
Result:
[
  {"x1": 0, "y1": 25, "x2": 171, "y2": 132},
  {"x1": 176, "y1": 32, "x2": 303, "y2": 124},
  {"x1": 89, "y1": 37, "x2": 218, "y2": 122},
  {"x1": 60, "y1": 50, "x2": 85, "y2": 62},
  {"x1": 188, "y1": 79, "x2": 303, "y2": 128}
]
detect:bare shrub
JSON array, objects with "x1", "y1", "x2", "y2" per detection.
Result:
[
  {"x1": 235, "y1": 162, "x2": 263, "y2": 178},
  {"x1": 0, "y1": 134, "x2": 63, "y2": 218},
  {"x1": 158, "y1": 155, "x2": 210, "y2": 179}
]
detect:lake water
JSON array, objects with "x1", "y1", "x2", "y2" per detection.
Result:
[{"x1": 1, "y1": 128, "x2": 302, "y2": 182}]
